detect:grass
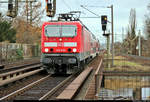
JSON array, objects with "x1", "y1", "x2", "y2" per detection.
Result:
[
  {"x1": 104, "y1": 56, "x2": 150, "y2": 72},
  {"x1": 104, "y1": 54, "x2": 112, "y2": 59},
  {"x1": 114, "y1": 56, "x2": 126, "y2": 59},
  {"x1": 114, "y1": 60, "x2": 141, "y2": 67},
  {"x1": 104, "y1": 54, "x2": 127, "y2": 60}
]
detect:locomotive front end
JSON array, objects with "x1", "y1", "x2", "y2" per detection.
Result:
[{"x1": 41, "y1": 22, "x2": 81, "y2": 74}]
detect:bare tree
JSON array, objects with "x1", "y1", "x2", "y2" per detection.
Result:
[
  {"x1": 144, "y1": 3, "x2": 150, "y2": 40},
  {"x1": 12, "y1": 0, "x2": 44, "y2": 44},
  {"x1": 124, "y1": 8, "x2": 137, "y2": 55},
  {"x1": 143, "y1": 3, "x2": 150, "y2": 56}
]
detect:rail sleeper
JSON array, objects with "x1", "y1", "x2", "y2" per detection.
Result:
[{"x1": 57, "y1": 67, "x2": 93, "y2": 100}]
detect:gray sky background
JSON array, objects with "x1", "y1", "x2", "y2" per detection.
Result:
[
  {"x1": 41, "y1": 0, "x2": 149, "y2": 43},
  {"x1": 0, "y1": 0, "x2": 149, "y2": 44}
]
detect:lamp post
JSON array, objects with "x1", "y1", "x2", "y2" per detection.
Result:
[
  {"x1": 107, "y1": 5, "x2": 114, "y2": 66},
  {"x1": 138, "y1": 30, "x2": 141, "y2": 56}
]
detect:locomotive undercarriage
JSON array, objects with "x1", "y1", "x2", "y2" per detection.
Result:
[
  {"x1": 41, "y1": 54, "x2": 84, "y2": 74},
  {"x1": 43, "y1": 63, "x2": 80, "y2": 74}
]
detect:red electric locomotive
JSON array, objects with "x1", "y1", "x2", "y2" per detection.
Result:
[{"x1": 41, "y1": 16, "x2": 100, "y2": 74}]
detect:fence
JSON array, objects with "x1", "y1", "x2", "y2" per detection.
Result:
[
  {"x1": 0, "y1": 42, "x2": 41, "y2": 64},
  {"x1": 100, "y1": 54, "x2": 150, "y2": 100}
]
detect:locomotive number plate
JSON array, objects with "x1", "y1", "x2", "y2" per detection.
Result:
[
  {"x1": 57, "y1": 42, "x2": 64, "y2": 47},
  {"x1": 56, "y1": 49, "x2": 66, "y2": 52}
]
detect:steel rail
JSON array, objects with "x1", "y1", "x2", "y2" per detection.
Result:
[
  {"x1": 39, "y1": 74, "x2": 75, "y2": 100},
  {"x1": 0, "y1": 75, "x2": 50, "y2": 101},
  {"x1": 57, "y1": 67, "x2": 93, "y2": 100}
]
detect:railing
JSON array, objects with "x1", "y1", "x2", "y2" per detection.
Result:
[{"x1": 95, "y1": 59, "x2": 103, "y2": 99}]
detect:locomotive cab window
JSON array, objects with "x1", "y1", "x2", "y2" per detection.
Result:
[
  {"x1": 45, "y1": 25, "x2": 60, "y2": 37},
  {"x1": 45, "y1": 25, "x2": 77, "y2": 37},
  {"x1": 61, "y1": 25, "x2": 77, "y2": 37}
]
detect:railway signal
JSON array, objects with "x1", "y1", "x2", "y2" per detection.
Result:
[
  {"x1": 8, "y1": 0, "x2": 13, "y2": 12},
  {"x1": 0, "y1": 0, "x2": 37, "y2": 18},
  {"x1": 101, "y1": 15, "x2": 107, "y2": 24},
  {"x1": 101, "y1": 15, "x2": 107, "y2": 32},
  {"x1": 45, "y1": 0, "x2": 56, "y2": 17},
  {"x1": 7, "y1": 0, "x2": 16, "y2": 18}
]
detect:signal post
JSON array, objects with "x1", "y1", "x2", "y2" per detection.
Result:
[
  {"x1": 104, "y1": 32, "x2": 110, "y2": 68},
  {"x1": 101, "y1": 15, "x2": 110, "y2": 68}
]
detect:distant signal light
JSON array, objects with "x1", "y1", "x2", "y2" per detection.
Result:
[{"x1": 101, "y1": 15, "x2": 107, "y2": 24}]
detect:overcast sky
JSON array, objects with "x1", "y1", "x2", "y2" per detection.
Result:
[
  {"x1": 0, "y1": 0, "x2": 149, "y2": 44},
  {"x1": 40, "y1": 0, "x2": 149, "y2": 43}
]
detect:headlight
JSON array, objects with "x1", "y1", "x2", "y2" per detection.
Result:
[
  {"x1": 45, "y1": 48, "x2": 49, "y2": 52},
  {"x1": 73, "y1": 48, "x2": 77, "y2": 52},
  {"x1": 59, "y1": 38, "x2": 62, "y2": 41}
]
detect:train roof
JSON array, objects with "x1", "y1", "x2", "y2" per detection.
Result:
[
  {"x1": 46, "y1": 20, "x2": 90, "y2": 31},
  {"x1": 44, "y1": 20, "x2": 99, "y2": 41}
]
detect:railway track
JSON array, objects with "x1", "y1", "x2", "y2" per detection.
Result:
[
  {"x1": 0, "y1": 67, "x2": 92, "y2": 101},
  {"x1": 0, "y1": 74, "x2": 77, "y2": 101},
  {"x1": 0, "y1": 55, "x2": 103, "y2": 101},
  {"x1": 0, "y1": 62, "x2": 96, "y2": 100},
  {"x1": 0, "y1": 75, "x2": 50, "y2": 101},
  {"x1": 0, "y1": 61, "x2": 42, "y2": 87},
  {"x1": 39, "y1": 74, "x2": 76, "y2": 100},
  {"x1": 14, "y1": 75, "x2": 69, "y2": 100},
  {"x1": 0, "y1": 74, "x2": 47, "y2": 98}
]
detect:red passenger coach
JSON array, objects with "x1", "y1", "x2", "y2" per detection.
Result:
[{"x1": 41, "y1": 21, "x2": 100, "y2": 74}]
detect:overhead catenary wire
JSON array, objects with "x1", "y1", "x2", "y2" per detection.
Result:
[
  {"x1": 82, "y1": 5, "x2": 107, "y2": 8},
  {"x1": 80, "y1": 5, "x2": 100, "y2": 17},
  {"x1": 80, "y1": 17, "x2": 100, "y2": 18}
]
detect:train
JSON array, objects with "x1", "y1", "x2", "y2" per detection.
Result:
[{"x1": 41, "y1": 20, "x2": 100, "y2": 74}]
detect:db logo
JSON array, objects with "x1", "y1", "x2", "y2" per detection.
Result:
[{"x1": 58, "y1": 42, "x2": 63, "y2": 47}]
